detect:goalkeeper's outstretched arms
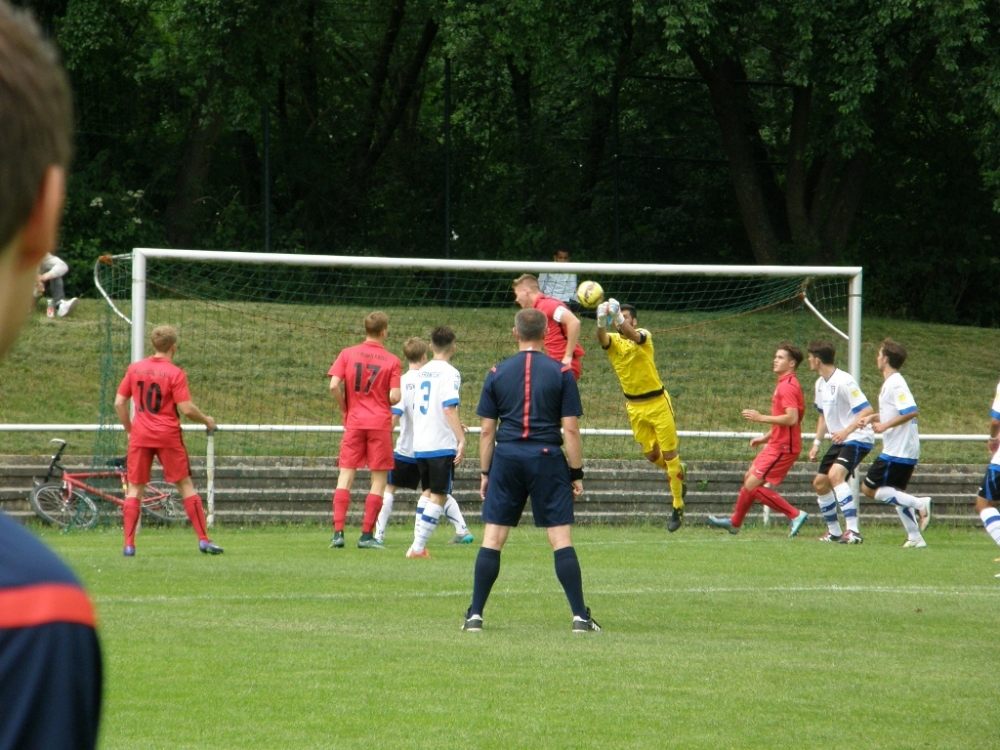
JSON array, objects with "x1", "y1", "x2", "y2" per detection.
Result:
[{"x1": 595, "y1": 301, "x2": 611, "y2": 347}]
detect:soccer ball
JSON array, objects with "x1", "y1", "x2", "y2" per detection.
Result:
[{"x1": 576, "y1": 280, "x2": 604, "y2": 309}]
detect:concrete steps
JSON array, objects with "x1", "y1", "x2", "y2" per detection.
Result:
[{"x1": 0, "y1": 455, "x2": 984, "y2": 527}]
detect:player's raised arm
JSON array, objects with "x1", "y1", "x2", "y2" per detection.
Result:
[{"x1": 595, "y1": 302, "x2": 611, "y2": 347}]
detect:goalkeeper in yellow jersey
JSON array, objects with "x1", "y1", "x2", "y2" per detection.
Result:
[{"x1": 596, "y1": 299, "x2": 687, "y2": 531}]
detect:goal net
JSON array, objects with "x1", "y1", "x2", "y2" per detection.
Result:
[{"x1": 94, "y1": 250, "x2": 860, "y2": 518}]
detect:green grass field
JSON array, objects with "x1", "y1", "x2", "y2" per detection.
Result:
[
  {"x1": 39, "y1": 522, "x2": 1000, "y2": 750},
  {"x1": 2, "y1": 298, "x2": 999, "y2": 463}
]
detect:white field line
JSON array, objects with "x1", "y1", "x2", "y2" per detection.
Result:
[{"x1": 95, "y1": 582, "x2": 999, "y2": 606}]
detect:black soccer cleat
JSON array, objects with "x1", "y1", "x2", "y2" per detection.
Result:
[
  {"x1": 667, "y1": 505, "x2": 684, "y2": 533},
  {"x1": 572, "y1": 607, "x2": 601, "y2": 633},
  {"x1": 462, "y1": 610, "x2": 483, "y2": 632}
]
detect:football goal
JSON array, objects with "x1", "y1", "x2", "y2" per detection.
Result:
[{"x1": 94, "y1": 249, "x2": 861, "y2": 515}]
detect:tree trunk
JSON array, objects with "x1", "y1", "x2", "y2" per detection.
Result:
[
  {"x1": 575, "y1": 14, "x2": 633, "y2": 216},
  {"x1": 785, "y1": 85, "x2": 820, "y2": 255},
  {"x1": 353, "y1": 0, "x2": 407, "y2": 172},
  {"x1": 816, "y1": 151, "x2": 870, "y2": 263},
  {"x1": 689, "y1": 48, "x2": 780, "y2": 265},
  {"x1": 359, "y1": 18, "x2": 438, "y2": 181},
  {"x1": 164, "y1": 72, "x2": 224, "y2": 247},
  {"x1": 506, "y1": 56, "x2": 539, "y2": 226}
]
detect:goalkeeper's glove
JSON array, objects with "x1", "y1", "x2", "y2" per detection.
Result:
[
  {"x1": 607, "y1": 298, "x2": 625, "y2": 326},
  {"x1": 596, "y1": 302, "x2": 609, "y2": 328}
]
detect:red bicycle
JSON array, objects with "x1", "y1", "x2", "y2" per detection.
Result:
[{"x1": 30, "y1": 438, "x2": 185, "y2": 528}]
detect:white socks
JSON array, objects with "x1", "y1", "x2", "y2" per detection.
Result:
[
  {"x1": 443, "y1": 494, "x2": 469, "y2": 536},
  {"x1": 375, "y1": 491, "x2": 395, "y2": 542},
  {"x1": 411, "y1": 500, "x2": 442, "y2": 553},
  {"x1": 981, "y1": 507, "x2": 1000, "y2": 546},
  {"x1": 817, "y1": 491, "x2": 841, "y2": 536},
  {"x1": 833, "y1": 483, "x2": 859, "y2": 534}
]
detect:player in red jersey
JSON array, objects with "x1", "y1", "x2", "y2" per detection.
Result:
[
  {"x1": 328, "y1": 311, "x2": 402, "y2": 549},
  {"x1": 708, "y1": 342, "x2": 810, "y2": 537},
  {"x1": 512, "y1": 274, "x2": 585, "y2": 380},
  {"x1": 114, "y1": 325, "x2": 222, "y2": 557}
]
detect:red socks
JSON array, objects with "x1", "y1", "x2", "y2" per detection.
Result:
[
  {"x1": 361, "y1": 493, "x2": 384, "y2": 533},
  {"x1": 732, "y1": 486, "x2": 800, "y2": 526},
  {"x1": 333, "y1": 489, "x2": 350, "y2": 531},
  {"x1": 183, "y1": 495, "x2": 210, "y2": 542},
  {"x1": 754, "y1": 486, "x2": 800, "y2": 520},
  {"x1": 123, "y1": 496, "x2": 141, "y2": 547}
]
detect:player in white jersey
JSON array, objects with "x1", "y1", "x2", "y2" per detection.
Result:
[
  {"x1": 857, "y1": 339, "x2": 931, "y2": 546},
  {"x1": 406, "y1": 327, "x2": 466, "y2": 558},
  {"x1": 375, "y1": 338, "x2": 472, "y2": 546},
  {"x1": 973, "y1": 378, "x2": 1000, "y2": 575},
  {"x1": 806, "y1": 340, "x2": 875, "y2": 544}
]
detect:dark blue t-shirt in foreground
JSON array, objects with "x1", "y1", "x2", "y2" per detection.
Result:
[{"x1": 0, "y1": 512, "x2": 102, "y2": 750}]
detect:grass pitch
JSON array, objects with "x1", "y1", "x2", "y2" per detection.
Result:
[{"x1": 39, "y1": 522, "x2": 1000, "y2": 750}]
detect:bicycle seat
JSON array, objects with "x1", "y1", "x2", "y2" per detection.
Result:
[{"x1": 107, "y1": 457, "x2": 127, "y2": 469}]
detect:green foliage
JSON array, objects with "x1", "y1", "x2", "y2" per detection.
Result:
[
  {"x1": 25, "y1": 0, "x2": 1000, "y2": 323},
  {"x1": 39, "y1": 523, "x2": 1000, "y2": 749}
]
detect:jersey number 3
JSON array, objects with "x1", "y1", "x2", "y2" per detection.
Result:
[{"x1": 419, "y1": 379, "x2": 432, "y2": 414}]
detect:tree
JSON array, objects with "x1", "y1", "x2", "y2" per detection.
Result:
[{"x1": 644, "y1": 0, "x2": 995, "y2": 265}]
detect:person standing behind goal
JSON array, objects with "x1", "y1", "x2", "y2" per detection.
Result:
[
  {"x1": 406, "y1": 326, "x2": 466, "y2": 558},
  {"x1": 114, "y1": 325, "x2": 223, "y2": 557},
  {"x1": 328, "y1": 311, "x2": 402, "y2": 549},
  {"x1": 375, "y1": 336, "x2": 473, "y2": 546}
]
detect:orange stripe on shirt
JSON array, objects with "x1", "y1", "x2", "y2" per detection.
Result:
[
  {"x1": 521, "y1": 354, "x2": 532, "y2": 439},
  {"x1": 0, "y1": 584, "x2": 96, "y2": 629}
]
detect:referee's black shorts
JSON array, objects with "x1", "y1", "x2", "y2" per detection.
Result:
[{"x1": 483, "y1": 442, "x2": 574, "y2": 528}]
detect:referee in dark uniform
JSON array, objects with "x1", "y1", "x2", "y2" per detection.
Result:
[{"x1": 463, "y1": 308, "x2": 600, "y2": 633}]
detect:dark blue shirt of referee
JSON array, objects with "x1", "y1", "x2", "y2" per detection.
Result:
[
  {"x1": 0, "y1": 512, "x2": 102, "y2": 750},
  {"x1": 476, "y1": 350, "x2": 583, "y2": 441}
]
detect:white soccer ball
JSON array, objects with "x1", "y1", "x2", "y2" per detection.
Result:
[{"x1": 576, "y1": 280, "x2": 604, "y2": 309}]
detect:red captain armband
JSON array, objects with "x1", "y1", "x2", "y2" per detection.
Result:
[{"x1": 569, "y1": 467, "x2": 584, "y2": 481}]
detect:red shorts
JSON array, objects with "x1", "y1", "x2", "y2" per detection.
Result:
[
  {"x1": 569, "y1": 357, "x2": 582, "y2": 381},
  {"x1": 338, "y1": 428, "x2": 394, "y2": 471},
  {"x1": 750, "y1": 447, "x2": 798, "y2": 486},
  {"x1": 127, "y1": 443, "x2": 191, "y2": 484}
]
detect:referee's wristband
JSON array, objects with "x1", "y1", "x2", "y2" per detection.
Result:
[
  {"x1": 569, "y1": 467, "x2": 584, "y2": 481},
  {"x1": 812, "y1": 439, "x2": 822, "y2": 446}
]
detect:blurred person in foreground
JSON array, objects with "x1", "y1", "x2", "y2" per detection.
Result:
[{"x1": 0, "y1": 4, "x2": 102, "y2": 748}]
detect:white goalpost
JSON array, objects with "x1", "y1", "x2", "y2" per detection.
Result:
[{"x1": 94, "y1": 249, "x2": 862, "y2": 523}]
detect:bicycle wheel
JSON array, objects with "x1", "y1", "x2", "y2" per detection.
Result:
[
  {"x1": 142, "y1": 481, "x2": 186, "y2": 523},
  {"x1": 29, "y1": 483, "x2": 99, "y2": 529}
]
